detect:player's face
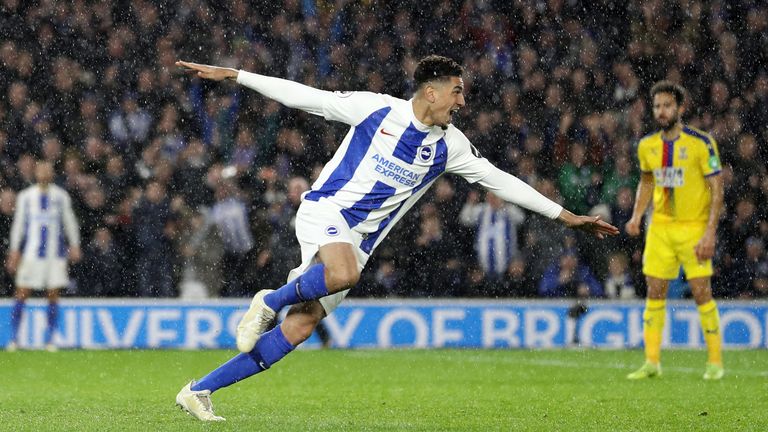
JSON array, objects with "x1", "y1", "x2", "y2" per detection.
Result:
[
  {"x1": 652, "y1": 92, "x2": 681, "y2": 131},
  {"x1": 431, "y1": 76, "x2": 465, "y2": 127}
]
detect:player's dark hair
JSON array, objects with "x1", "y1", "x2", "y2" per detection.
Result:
[
  {"x1": 650, "y1": 81, "x2": 686, "y2": 106},
  {"x1": 414, "y1": 55, "x2": 464, "y2": 88}
]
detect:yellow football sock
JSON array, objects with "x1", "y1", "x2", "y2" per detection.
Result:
[
  {"x1": 643, "y1": 299, "x2": 666, "y2": 364},
  {"x1": 698, "y1": 300, "x2": 722, "y2": 366}
]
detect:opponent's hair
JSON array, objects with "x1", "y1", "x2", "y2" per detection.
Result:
[
  {"x1": 414, "y1": 55, "x2": 464, "y2": 88},
  {"x1": 650, "y1": 81, "x2": 686, "y2": 106}
]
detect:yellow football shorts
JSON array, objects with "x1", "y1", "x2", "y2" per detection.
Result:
[{"x1": 643, "y1": 222, "x2": 713, "y2": 280}]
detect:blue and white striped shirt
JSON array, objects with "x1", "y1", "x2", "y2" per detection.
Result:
[
  {"x1": 9, "y1": 184, "x2": 80, "y2": 259},
  {"x1": 210, "y1": 197, "x2": 254, "y2": 254}
]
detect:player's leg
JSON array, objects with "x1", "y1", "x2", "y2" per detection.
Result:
[
  {"x1": 679, "y1": 223, "x2": 723, "y2": 379},
  {"x1": 689, "y1": 277, "x2": 724, "y2": 380},
  {"x1": 7, "y1": 286, "x2": 32, "y2": 351},
  {"x1": 178, "y1": 301, "x2": 326, "y2": 421},
  {"x1": 44, "y1": 287, "x2": 61, "y2": 351},
  {"x1": 237, "y1": 199, "x2": 363, "y2": 352},
  {"x1": 643, "y1": 276, "x2": 669, "y2": 363},
  {"x1": 263, "y1": 242, "x2": 360, "y2": 311},
  {"x1": 236, "y1": 242, "x2": 358, "y2": 352},
  {"x1": 44, "y1": 259, "x2": 70, "y2": 351},
  {"x1": 194, "y1": 301, "x2": 325, "y2": 392},
  {"x1": 628, "y1": 222, "x2": 677, "y2": 379},
  {"x1": 628, "y1": 276, "x2": 668, "y2": 379}
]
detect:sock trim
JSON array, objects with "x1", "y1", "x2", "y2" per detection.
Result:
[{"x1": 697, "y1": 300, "x2": 717, "y2": 314}]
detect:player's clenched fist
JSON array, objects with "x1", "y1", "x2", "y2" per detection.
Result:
[{"x1": 625, "y1": 218, "x2": 642, "y2": 237}]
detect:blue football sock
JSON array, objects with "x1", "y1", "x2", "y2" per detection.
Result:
[
  {"x1": 10, "y1": 300, "x2": 24, "y2": 342},
  {"x1": 46, "y1": 302, "x2": 59, "y2": 344},
  {"x1": 192, "y1": 326, "x2": 295, "y2": 393},
  {"x1": 264, "y1": 264, "x2": 329, "y2": 311}
]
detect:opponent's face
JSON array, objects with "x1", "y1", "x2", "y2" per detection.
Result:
[
  {"x1": 652, "y1": 92, "x2": 682, "y2": 131},
  {"x1": 428, "y1": 76, "x2": 465, "y2": 127}
]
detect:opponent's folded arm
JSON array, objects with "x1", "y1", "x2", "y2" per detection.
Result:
[{"x1": 236, "y1": 70, "x2": 332, "y2": 116}]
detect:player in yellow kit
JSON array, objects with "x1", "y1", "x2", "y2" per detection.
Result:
[{"x1": 625, "y1": 81, "x2": 724, "y2": 380}]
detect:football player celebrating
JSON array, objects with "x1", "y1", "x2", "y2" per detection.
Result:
[{"x1": 174, "y1": 55, "x2": 619, "y2": 421}]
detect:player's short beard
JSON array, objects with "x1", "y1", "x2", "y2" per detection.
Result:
[{"x1": 656, "y1": 113, "x2": 679, "y2": 132}]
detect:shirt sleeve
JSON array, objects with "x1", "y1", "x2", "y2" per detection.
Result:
[
  {"x1": 477, "y1": 166, "x2": 563, "y2": 219},
  {"x1": 446, "y1": 128, "x2": 563, "y2": 219},
  {"x1": 236, "y1": 71, "x2": 388, "y2": 126},
  {"x1": 699, "y1": 135, "x2": 722, "y2": 177},
  {"x1": 236, "y1": 70, "x2": 332, "y2": 117},
  {"x1": 321, "y1": 91, "x2": 390, "y2": 126},
  {"x1": 444, "y1": 127, "x2": 494, "y2": 183},
  {"x1": 637, "y1": 138, "x2": 651, "y2": 173}
]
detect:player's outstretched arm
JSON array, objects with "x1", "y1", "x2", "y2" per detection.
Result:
[
  {"x1": 176, "y1": 60, "x2": 331, "y2": 116},
  {"x1": 475, "y1": 165, "x2": 618, "y2": 239},
  {"x1": 557, "y1": 209, "x2": 620, "y2": 239}
]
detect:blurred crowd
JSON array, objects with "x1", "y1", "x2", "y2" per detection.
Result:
[{"x1": 1, "y1": 0, "x2": 767, "y2": 300}]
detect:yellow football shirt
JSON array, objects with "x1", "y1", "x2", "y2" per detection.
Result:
[{"x1": 637, "y1": 126, "x2": 721, "y2": 224}]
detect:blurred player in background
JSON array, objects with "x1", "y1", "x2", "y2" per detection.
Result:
[
  {"x1": 625, "y1": 81, "x2": 724, "y2": 380},
  {"x1": 5, "y1": 161, "x2": 81, "y2": 352},
  {"x1": 173, "y1": 55, "x2": 618, "y2": 421}
]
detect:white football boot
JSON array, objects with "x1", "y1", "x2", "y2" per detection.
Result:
[
  {"x1": 176, "y1": 381, "x2": 225, "y2": 422},
  {"x1": 5, "y1": 341, "x2": 18, "y2": 352},
  {"x1": 236, "y1": 289, "x2": 276, "y2": 352}
]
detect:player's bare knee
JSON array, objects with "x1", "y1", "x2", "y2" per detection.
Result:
[{"x1": 325, "y1": 266, "x2": 360, "y2": 291}]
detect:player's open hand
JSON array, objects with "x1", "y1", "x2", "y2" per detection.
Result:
[
  {"x1": 559, "y1": 210, "x2": 620, "y2": 239},
  {"x1": 175, "y1": 61, "x2": 238, "y2": 81},
  {"x1": 694, "y1": 230, "x2": 716, "y2": 262}
]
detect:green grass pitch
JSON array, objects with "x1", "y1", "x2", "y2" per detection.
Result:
[{"x1": 0, "y1": 349, "x2": 766, "y2": 431}]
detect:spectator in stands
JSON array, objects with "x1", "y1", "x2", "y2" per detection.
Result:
[
  {"x1": 254, "y1": 176, "x2": 307, "y2": 291},
  {"x1": 504, "y1": 256, "x2": 536, "y2": 298},
  {"x1": 539, "y1": 249, "x2": 603, "y2": 298},
  {"x1": 81, "y1": 227, "x2": 122, "y2": 296},
  {"x1": 460, "y1": 190, "x2": 526, "y2": 284},
  {"x1": 132, "y1": 181, "x2": 175, "y2": 297},
  {"x1": 108, "y1": 92, "x2": 152, "y2": 155},
  {"x1": 600, "y1": 155, "x2": 638, "y2": 206},
  {"x1": 209, "y1": 181, "x2": 254, "y2": 297},
  {"x1": 521, "y1": 179, "x2": 569, "y2": 277},
  {"x1": 731, "y1": 237, "x2": 768, "y2": 299},
  {"x1": 557, "y1": 142, "x2": 596, "y2": 215},
  {"x1": 729, "y1": 133, "x2": 765, "y2": 198},
  {"x1": 406, "y1": 207, "x2": 461, "y2": 297},
  {"x1": 603, "y1": 252, "x2": 637, "y2": 300},
  {"x1": 171, "y1": 138, "x2": 212, "y2": 209}
]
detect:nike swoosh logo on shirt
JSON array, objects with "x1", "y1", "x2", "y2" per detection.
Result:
[{"x1": 380, "y1": 128, "x2": 397, "y2": 137}]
